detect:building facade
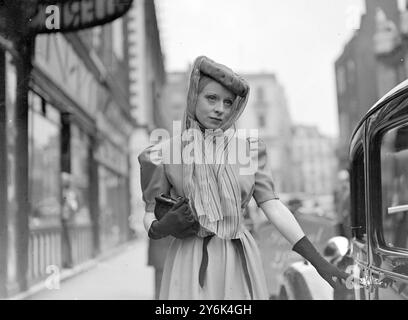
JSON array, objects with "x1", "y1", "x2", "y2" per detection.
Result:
[
  {"x1": 291, "y1": 125, "x2": 337, "y2": 199},
  {"x1": 157, "y1": 71, "x2": 189, "y2": 132},
  {"x1": 374, "y1": 1, "x2": 408, "y2": 96},
  {"x1": 156, "y1": 71, "x2": 294, "y2": 196},
  {"x1": 237, "y1": 73, "x2": 293, "y2": 195},
  {"x1": 335, "y1": 0, "x2": 401, "y2": 170},
  {"x1": 1, "y1": 16, "x2": 135, "y2": 297},
  {"x1": 334, "y1": 0, "x2": 408, "y2": 233},
  {"x1": 126, "y1": 0, "x2": 166, "y2": 235}
]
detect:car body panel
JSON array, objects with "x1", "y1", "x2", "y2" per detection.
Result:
[
  {"x1": 282, "y1": 261, "x2": 333, "y2": 300},
  {"x1": 256, "y1": 213, "x2": 337, "y2": 299},
  {"x1": 348, "y1": 81, "x2": 408, "y2": 300}
]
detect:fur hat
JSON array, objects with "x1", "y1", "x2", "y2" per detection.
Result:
[{"x1": 198, "y1": 56, "x2": 249, "y2": 97}]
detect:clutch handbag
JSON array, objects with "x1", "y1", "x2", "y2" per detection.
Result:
[
  {"x1": 154, "y1": 193, "x2": 201, "y2": 234},
  {"x1": 154, "y1": 193, "x2": 180, "y2": 220}
]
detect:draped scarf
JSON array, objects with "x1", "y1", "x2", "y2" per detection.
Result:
[{"x1": 181, "y1": 56, "x2": 250, "y2": 239}]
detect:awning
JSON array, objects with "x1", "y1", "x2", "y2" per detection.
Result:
[{"x1": 28, "y1": 0, "x2": 133, "y2": 34}]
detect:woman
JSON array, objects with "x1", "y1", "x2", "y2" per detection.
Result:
[{"x1": 138, "y1": 56, "x2": 348, "y2": 300}]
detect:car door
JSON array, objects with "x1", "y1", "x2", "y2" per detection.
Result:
[
  {"x1": 347, "y1": 127, "x2": 370, "y2": 300},
  {"x1": 366, "y1": 95, "x2": 408, "y2": 300}
]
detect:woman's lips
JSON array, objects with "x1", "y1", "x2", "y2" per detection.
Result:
[{"x1": 209, "y1": 117, "x2": 222, "y2": 122}]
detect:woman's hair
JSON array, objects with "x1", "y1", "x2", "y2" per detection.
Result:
[
  {"x1": 197, "y1": 73, "x2": 237, "y2": 101},
  {"x1": 197, "y1": 74, "x2": 215, "y2": 94}
]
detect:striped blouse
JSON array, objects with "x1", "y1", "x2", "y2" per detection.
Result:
[{"x1": 138, "y1": 136, "x2": 279, "y2": 237}]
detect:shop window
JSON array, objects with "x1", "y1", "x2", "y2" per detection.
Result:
[
  {"x1": 92, "y1": 27, "x2": 102, "y2": 50},
  {"x1": 28, "y1": 92, "x2": 61, "y2": 223},
  {"x1": 380, "y1": 125, "x2": 408, "y2": 250},
  {"x1": 112, "y1": 18, "x2": 124, "y2": 61},
  {"x1": 5, "y1": 52, "x2": 17, "y2": 284},
  {"x1": 6, "y1": 52, "x2": 16, "y2": 209},
  {"x1": 70, "y1": 125, "x2": 91, "y2": 225},
  {"x1": 98, "y1": 166, "x2": 128, "y2": 251}
]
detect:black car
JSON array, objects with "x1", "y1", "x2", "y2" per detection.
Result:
[{"x1": 346, "y1": 80, "x2": 408, "y2": 300}]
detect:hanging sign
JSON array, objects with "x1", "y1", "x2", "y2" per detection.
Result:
[{"x1": 27, "y1": 0, "x2": 133, "y2": 34}]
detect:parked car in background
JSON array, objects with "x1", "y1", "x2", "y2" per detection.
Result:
[
  {"x1": 278, "y1": 236, "x2": 350, "y2": 300},
  {"x1": 256, "y1": 211, "x2": 338, "y2": 299},
  {"x1": 263, "y1": 79, "x2": 408, "y2": 300}
]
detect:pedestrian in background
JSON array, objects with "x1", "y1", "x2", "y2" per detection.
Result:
[
  {"x1": 148, "y1": 237, "x2": 172, "y2": 299},
  {"x1": 138, "y1": 56, "x2": 348, "y2": 299},
  {"x1": 61, "y1": 172, "x2": 78, "y2": 269}
]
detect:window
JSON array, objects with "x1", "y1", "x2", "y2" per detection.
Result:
[
  {"x1": 91, "y1": 26, "x2": 102, "y2": 50},
  {"x1": 112, "y1": 19, "x2": 124, "y2": 61},
  {"x1": 336, "y1": 66, "x2": 347, "y2": 95},
  {"x1": 97, "y1": 140, "x2": 129, "y2": 251},
  {"x1": 339, "y1": 112, "x2": 349, "y2": 144},
  {"x1": 380, "y1": 125, "x2": 408, "y2": 250},
  {"x1": 258, "y1": 114, "x2": 266, "y2": 128},
  {"x1": 28, "y1": 92, "x2": 61, "y2": 222},
  {"x1": 6, "y1": 53, "x2": 16, "y2": 211},
  {"x1": 6, "y1": 53, "x2": 17, "y2": 283},
  {"x1": 350, "y1": 146, "x2": 366, "y2": 240},
  {"x1": 70, "y1": 125, "x2": 91, "y2": 225},
  {"x1": 257, "y1": 87, "x2": 265, "y2": 101},
  {"x1": 347, "y1": 60, "x2": 356, "y2": 85},
  {"x1": 98, "y1": 167, "x2": 128, "y2": 251}
]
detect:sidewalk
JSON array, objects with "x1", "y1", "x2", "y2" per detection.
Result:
[{"x1": 23, "y1": 237, "x2": 155, "y2": 300}]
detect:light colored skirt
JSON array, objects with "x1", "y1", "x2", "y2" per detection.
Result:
[{"x1": 159, "y1": 229, "x2": 269, "y2": 300}]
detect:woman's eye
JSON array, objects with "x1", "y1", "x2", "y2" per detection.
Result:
[
  {"x1": 207, "y1": 95, "x2": 217, "y2": 102},
  {"x1": 224, "y1": 100, "x2": 233, "y2": 107}
]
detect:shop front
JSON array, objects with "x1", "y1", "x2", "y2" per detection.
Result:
[
  {"x1": 1, "y1": 30, "x2": 134, "y2": 295},
  {"x1": 97, "y1": 139, "x2": 130, "y2": 252}
]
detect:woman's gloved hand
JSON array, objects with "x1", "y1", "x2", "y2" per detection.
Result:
[
  {"x1": 172, "y1": 222, "x2": 200, "y2": 239},
  {"x1": 148, "y1": 198, "x2": 197, "y2": 239},
  {"x1": 292, "y1": 236, "x2": 349, "y2": 289}
]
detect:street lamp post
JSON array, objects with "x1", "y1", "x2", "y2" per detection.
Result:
[
  {"x1": 1, "y1": 0, "x2": 36, "y2": 292},
  {"x1": 13, "y1": 37, "x2": 34, "y2": 293},
  {"x1": 0, "y1": 40, "x2": 7, "y2": 298}
]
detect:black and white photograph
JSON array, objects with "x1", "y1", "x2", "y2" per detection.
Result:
[{"x1": 0, "y1": 0, "x2": 408, "y2": 305}]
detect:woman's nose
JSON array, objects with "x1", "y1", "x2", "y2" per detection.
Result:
[{"x1": 213, "y1": 101, "x2": 224, "y2": 114}]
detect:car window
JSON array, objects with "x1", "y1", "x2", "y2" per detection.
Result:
[
  {"x1": 350, "y1": 146, "x2": 367, "y2": 241},
  {"x1": 380, "y1": 125, "x2": 408, "y2": 250}
]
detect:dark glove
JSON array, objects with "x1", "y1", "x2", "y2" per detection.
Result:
[
  {"x1": 148, "y1": 198, "x2": 196, "y2": 239},
  {"x1": 172, "y1": 221, "x2": 200, "y2": 239},
  {"x1": 292, "y1": 236, "x2": 349, "y2": 289}
]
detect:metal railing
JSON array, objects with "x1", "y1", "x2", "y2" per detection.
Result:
[
  {"x1": 28, "y1": 224, "x2": 62, "y2": 285},
  {"x1": 69, "y1": 223, "x2": 94, "y2": 266},
  {"x1": 27, "y1": 222, "x2": 93, "y2": 285}
]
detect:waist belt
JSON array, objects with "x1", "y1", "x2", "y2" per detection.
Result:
[{"x1": 198, "y1": 235, "x2": 253, "y2": 299}]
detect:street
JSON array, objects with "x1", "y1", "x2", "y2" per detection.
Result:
[
  {"x1": 1, "y1": 0, "x2": 407, "y2": 302},
  {"x1": 26, "y1": 238, "x2": 154, "y2": 300}
]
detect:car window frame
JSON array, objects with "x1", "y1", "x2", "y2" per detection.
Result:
[
  {"x1": 368, "y1": 101, "x2": 408, "y2": 257},
  {"x1": 350, "y1": 141, "x2": 367, "y2": 243}
]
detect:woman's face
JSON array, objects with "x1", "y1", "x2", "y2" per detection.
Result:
[{"x1": 195, "y1": 80, "x2": 236, "y2": 130}]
